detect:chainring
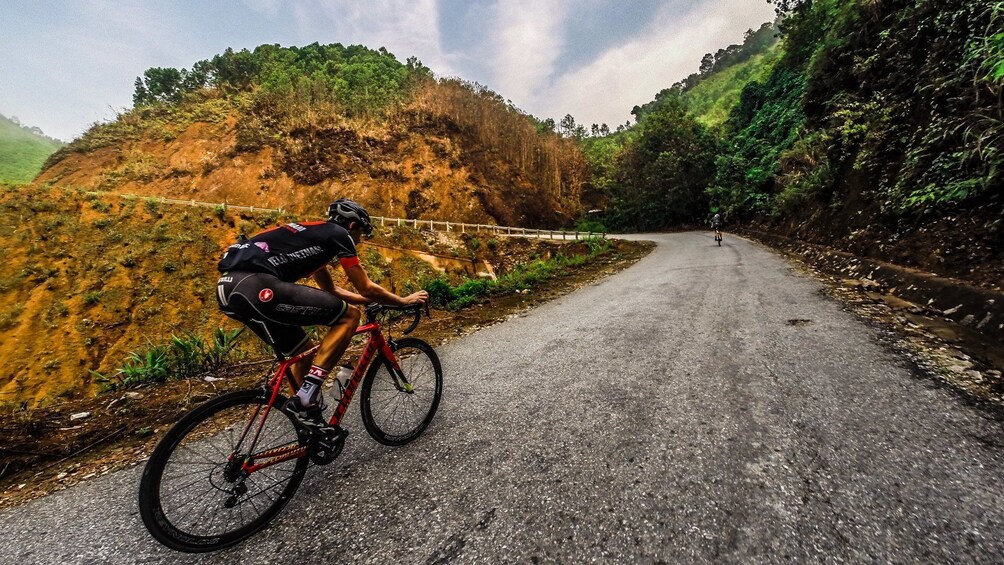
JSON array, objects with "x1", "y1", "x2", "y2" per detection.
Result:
[{"x1": 308, "y1": 429, "x2": 346, "y2": 465}]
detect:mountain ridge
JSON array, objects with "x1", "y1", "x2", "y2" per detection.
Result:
[{"x1": 0, "y1": 113, "x2": 64, "y2": 184}]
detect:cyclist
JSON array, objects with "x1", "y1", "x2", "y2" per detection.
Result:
[
  {"x1": 711, "y1": 212, "x2": 722, "y2": 242},
  {"x1": 215, "y1": 198, "x2": 428, "y2": 441}
]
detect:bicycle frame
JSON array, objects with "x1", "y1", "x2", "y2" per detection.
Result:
[{"x1": 234, "y1": 318, "x2": 403, "y2": 475}]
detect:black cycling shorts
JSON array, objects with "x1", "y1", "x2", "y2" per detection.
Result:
[{"x1": 216, "y1": 271, "x2": 348, "y2": 358}]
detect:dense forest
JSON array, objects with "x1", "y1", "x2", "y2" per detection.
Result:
[{"x1": 591, "y1": 0, "x2": 1003, "y2": 285}]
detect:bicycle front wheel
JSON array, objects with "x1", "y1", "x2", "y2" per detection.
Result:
[
  {"x1": 360, "y1": 337, "x2": 443, "y2": 446},
  {"x1": 138, "y1": 389, "x2": 308, "y2": 552}
]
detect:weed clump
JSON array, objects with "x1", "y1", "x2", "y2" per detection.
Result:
[{"x1": 94, "y1": 328, "x2": 243, "y2": 390}]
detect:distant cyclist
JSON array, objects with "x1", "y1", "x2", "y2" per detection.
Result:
[
  {"x1": 215, "y1": 199, "x2": 428, "y2": 442},
  {"x1": 711, "y1": 212, "x2": 723, "y2": 243}
]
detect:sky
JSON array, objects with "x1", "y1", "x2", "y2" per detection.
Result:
[{"x1": 0, "y1": 0, "x2": 776, "y2": 142}]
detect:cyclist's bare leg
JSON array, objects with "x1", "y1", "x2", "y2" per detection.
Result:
[
  {"x1": 313, "y1": 305, "x2": 362, "y2": 370},
  {"x1": 288, "y1": 306, "x2": 362, "y2": 390}
]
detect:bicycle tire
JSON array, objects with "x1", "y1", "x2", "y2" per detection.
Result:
[
  {"x1": 138, "y1": 389, "x2": 308, "y2": 552},
  {"x1": 360, "y1": 337, "x2": 443, "y2": 446}
]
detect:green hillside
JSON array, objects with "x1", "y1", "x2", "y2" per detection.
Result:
[
  {"x1": 591, "y1": 0, "x2": 1004, "y2": 288},
  {"x1": 0, "y1": 114, "x2": 64, "y2": 184},
  {"x1": 582, "y1": 22, "x2": 780, "y2": 229},
  {"x1": 682, "y1": 43, "x2": 781, "y2": 128}
]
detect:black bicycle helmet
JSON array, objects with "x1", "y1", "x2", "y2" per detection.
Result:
[{"x1": 327, "y1": 198, "x2": 373, "y2": 235}]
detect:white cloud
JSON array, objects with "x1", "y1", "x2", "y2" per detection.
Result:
[
  {"x1": 0, "y1": 0, "x2": 778, "y2": 141},
  {"x1": 292, "y1": 0, "x2": 460, "y2": 77},
  {"x1": 478, "y1": 0, "x2": 571, "y2": 103},
  {"x1": 527, "y1": 0, "x2": 777, "y2": 126}
]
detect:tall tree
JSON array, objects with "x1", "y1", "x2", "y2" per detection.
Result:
[
  {"x1": 558, "y1": 114, "x2": 577, "y2": 137},
  {"x1": 606, "y1": 95, "x2": 719, "y2": 230}
]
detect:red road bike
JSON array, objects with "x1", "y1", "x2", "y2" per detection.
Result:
[{"x1": 138, "y1": 303, "x2": 442, "y2": 552}]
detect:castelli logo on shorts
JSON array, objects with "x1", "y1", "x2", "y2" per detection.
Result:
[{"x1": 259, "y1": 288, "x2": 274, "y2": 302}]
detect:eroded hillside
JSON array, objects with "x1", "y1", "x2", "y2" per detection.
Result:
[
  {"x1": 37, "y1": 45, "x2": 587, "y2": 228},
  {"x1": 0, "y1": 184, "x2": 579, "y2": 408}
]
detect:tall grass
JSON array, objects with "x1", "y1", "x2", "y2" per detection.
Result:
[{"x1": 95, "y1": 328, "x2": 243, "y2": 390}]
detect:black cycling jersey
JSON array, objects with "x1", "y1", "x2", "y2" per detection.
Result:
[{"x1": 217, "y1": 221, "x2": 359, "y2": 282}]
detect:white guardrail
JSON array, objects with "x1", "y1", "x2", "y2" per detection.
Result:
[{"x1": 99, "y1": 192, "x2": 607, "y2": 241}]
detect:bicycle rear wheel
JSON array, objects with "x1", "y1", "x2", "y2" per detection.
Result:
[
  {"x1": 360, "y1": 337, "x2": 443, "y2": 446},
  {"x1": 138, "y1": 389, "x2": 308, "y2": 552}
]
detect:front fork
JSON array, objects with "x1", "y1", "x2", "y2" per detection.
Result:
[{"x1": 383, "y1": 339, "x2": 414, "y2": 394}]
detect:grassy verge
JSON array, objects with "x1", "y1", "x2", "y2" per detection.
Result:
[{"x1": 424, "y1": 237, "x2": 613, "y2": 309}]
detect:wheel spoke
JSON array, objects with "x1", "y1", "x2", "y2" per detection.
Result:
[
  {"x1": 141, "y1": 391, "x2": 308, "y2": 548},
  {"x1": 362, "y1": 342, "x2": 441, "y2": 444}
]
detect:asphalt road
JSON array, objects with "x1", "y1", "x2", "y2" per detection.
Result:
[{"x1": 3, "y1": 232, "x2": 1004, "y2": 563}]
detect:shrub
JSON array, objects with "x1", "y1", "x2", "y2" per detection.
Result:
[
  {"x1": 83, "y1": 291, "x2": 103, "y2": 305},
  {"x1": 423, "y1": 277, "x2": 455, "y2": 307},
  {"x1": 0, "y1": 304, "x2": 24, "y2": 330},
  {"x1": 91, "y1": 200, "x2": 112, "y2": 213},
  {"x1": 453, "y1": 278, "x2": 492, "y2": 300},
  {"x1": 574, "y1": 219, "x2": 608, "y2": 233}
]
